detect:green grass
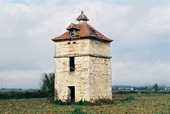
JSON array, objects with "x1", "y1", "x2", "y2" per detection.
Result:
[{"x1": 0, "y1": 93, "x2": 170, "y2": 114}]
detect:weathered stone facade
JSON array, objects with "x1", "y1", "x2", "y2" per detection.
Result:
[{"x1": 52, "y1": 11, "x2": 113, "y2": 102}]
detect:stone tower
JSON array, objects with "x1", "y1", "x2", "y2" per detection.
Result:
[{"x1": 52, "y1": 11, "x2": 113, "y2": 102}]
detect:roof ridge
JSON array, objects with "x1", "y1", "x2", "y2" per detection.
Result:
[
  {"x1": 66, "y1": 23, "x2": 80, "y2": 30},
  {"x1": 82, "y1": 23, "x2": 90, "y2": 36}
]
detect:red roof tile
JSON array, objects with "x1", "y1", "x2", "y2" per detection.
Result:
[
  {"x1": 66, "y1": 23, "x2": 80, "y2": 30},
  {"x1": 52, "y1": 22, "x2": 113, "y2": 42},
  {"x1": 52, "y1": 11, "x2": 113, "y2": 42}
]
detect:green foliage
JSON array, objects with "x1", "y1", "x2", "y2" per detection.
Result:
[
  {"x1": 52, "y1": 99, "x2": 93, "y2": 106},
  {"x1": 121, "y1": 95, "x2": 134, "y2": 104},
  {"x1": 0, "y1": 94, "x2": 170, "y2": 113},
  {"x1": 72, "y1": 108, "x2": 85, "y2": 114},
  {"x1": 153, "y1": 83, "x2": 159, "y2": 93},
  {"x1": 0, "y1": 91, "x2": 49, "y2": 99},
  {"x1": 93, "y1": 99, "x2": 113, "y2": 106},
  {"x1": 125, "y1": 95, "x2": 134, "y2": 100},
  {"x1": 40, "y1": 73, "x2": 54, "y2": 97},
  {"x1": 51, "y1": 99, "x2": 63, "y2": 105},
  {"x1": 114, "y1": 91, "x2": 137, "y2": 94},
  {"x1": 75, "y1": 100, "x2": 93, "y2": 106},
  {"x1": 82, "y1": 100, "x2": 93, "y2": 106},
  {"x1": 52, "y1": 99, "x2": 113, "y2": 106},
  {"x1": 52, "y1": 99, "x2": 72, "y2": 105}
]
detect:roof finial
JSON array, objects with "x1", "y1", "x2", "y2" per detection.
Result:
[{"x1": 76, "y1": 11, "x2": 89, "y2": 23}]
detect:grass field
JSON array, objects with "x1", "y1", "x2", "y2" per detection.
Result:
[{"x1": 0, "y1": 93, "x2": 170, "y2": 114}]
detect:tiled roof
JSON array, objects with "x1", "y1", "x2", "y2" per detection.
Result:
[
  {"x1": 52, "y1": 11, "x2": 113, "y2": 42},
  {"x1": 66, "y1": 23, "x2": 80, "y2": 30}
]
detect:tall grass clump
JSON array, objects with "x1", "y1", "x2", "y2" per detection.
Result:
[{"x1": 72, "y1": 107, "x2": 86, "y2": 114}]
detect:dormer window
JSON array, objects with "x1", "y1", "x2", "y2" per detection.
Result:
[
  {"x1": 70, "y1": 29, "x2": 77, "y2": 37},
  {"x1": 90, "y1": 28, "x2": 97, "y2": 36}
]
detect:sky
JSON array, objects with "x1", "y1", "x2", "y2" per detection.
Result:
[{"x1": 0, "y1": 0, "x2": 170, "y2": 89}]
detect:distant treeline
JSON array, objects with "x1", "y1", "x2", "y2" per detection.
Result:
[
  {"x1": 113, "y1": 91, "x2": 170, "y2": 94},
  {"x1": 112, "y1": 84, "x2": 170, "y2": 92},
  {"x1": 0, "y1": 90, "x2": 49, "y2": 99}
]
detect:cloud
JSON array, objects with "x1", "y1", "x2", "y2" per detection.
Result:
[
  {"x1": 0, "y1": 0, "x2": 169, "y2": 88},
  {"x1": 141, "y1": 7, "x2": 170, "y2": 33},
  {"x1": 0, "y1": 70, "x2": 45, "y2": 89},
  {"x1": 112, "y1": 61, "x2": 170, "y2": 86}
]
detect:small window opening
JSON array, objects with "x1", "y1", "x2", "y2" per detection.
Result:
[
  {"x1": 68, "y1": 86, "x2": 75, "y2": 101},
  {"x1": 70, "y1": 29, "x2": 77, "y2": 37},
  {"x1": 73, "y1": 42, "x2": 76, "y2": 44},
  {"x1": 69, "y1": 57, "x2": 75, "y2": 72},
  {"x1": 67, "y1": 42, "x2": 70, "y2": 44}
]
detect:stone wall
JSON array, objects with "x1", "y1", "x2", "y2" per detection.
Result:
[
  {"x1": 89, "y1": 40, "x2": 111, "y2": 57},
  {"x1": 55, "y1": 39, "x2": 111, "y2": 58},
  {"x1": 54, "y1": 38, "x2": 112, "y2": 101},
  {"x1": 55, "y1": 56, "x2": 90, "y2": 101},
  {"x1": 89, "y1": 57, "x2": 112, "y2": 100},
  {"x1": 55, "y1": 39, "x2": 89, "y2": 57}
]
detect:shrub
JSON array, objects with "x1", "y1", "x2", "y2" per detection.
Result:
[
  {"x1": 52, "y1": 99, "x2": 64, "y2": 105},
  {"x1": 82, "y1": 100, "x2": 93, "y2": 106},
  {"x1": 121, "y1": 95, "x2": 134, "y2": 104},
  {"x1": 72, "y1": 108, "x2": 85, "y2": 114},
  {"x1": 0, "y1": 91, "x2": 49, "y2": 99},
  {"x1": 93, "y1": 99, "x2": 113, "y2": 106},
  {"x1": 40, "y1": 73, "x2": 54, "y2": 97},
  {"x1": 52, "y1": 99, "x2": 113, "y2": 106},
  {"x1": 53, "y1": 99, "x2": 93, "y2": 106}
]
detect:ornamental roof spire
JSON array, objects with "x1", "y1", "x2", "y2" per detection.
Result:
[{"x1": 76, "y1": 11, "x2": 89, "y2": 23}]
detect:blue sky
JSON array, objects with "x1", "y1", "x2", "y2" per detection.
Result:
[{"x1": 0, "y1": 0, "x2": 170, "y2": 89}]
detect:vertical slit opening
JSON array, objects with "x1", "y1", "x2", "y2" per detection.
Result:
[{"x1": 69, "y1": 57, "x2": 75, "y2": 72}]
